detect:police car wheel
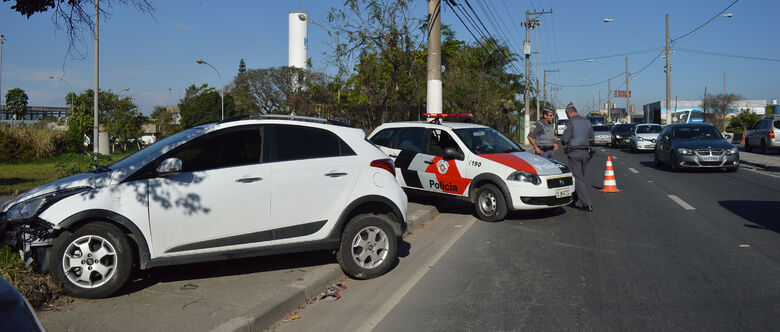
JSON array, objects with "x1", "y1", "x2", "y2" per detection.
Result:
[
  {"x1": 50, "y1": 222, "x2": 133, "y2": 299},
  {"x1": 474, "y1": 184, "x2": 507, "y2": 222},
  {"x1": 337, "y1": 214, "x2": 397, "y2": 280}
]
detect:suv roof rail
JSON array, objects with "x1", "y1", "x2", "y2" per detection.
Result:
[{"x1": 219, "y1": 114, "x2": 352, "y2": 127}]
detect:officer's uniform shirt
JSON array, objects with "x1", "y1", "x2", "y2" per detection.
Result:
[{"x1": 561, "y1": 114, "x2": 594, "y2": 147}]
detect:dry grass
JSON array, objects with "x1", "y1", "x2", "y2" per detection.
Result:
[{"x1": 1, "y1": 246, "x2": 63, "y2": 309}]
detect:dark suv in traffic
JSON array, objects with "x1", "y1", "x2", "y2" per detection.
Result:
[{"x1": 610, "y1": 123, "x2": 635, "y2": 148}]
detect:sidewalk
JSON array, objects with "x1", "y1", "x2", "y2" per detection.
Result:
[
  {"x1": 32, "y1": 202, "x2": 438, "y2": 332},
  {"x1": 736, "y1": 146, "x2": 780, "y2": 171}
]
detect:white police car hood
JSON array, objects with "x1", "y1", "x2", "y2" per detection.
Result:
[{"x1": 479, "y1": 151, "x2": 569, "y2": 176}]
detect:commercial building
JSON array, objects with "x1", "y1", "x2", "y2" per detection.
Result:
[{"x1": 642, "y1": 99, "x2": 767, "y2": 124}]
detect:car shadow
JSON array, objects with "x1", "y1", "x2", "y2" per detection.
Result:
[
  {"x1": 719, "y1": 200, "x2": 780, "y2": 234},
  {"x1": 407, "y1": 191, "x2": 567, "y2": 222}
]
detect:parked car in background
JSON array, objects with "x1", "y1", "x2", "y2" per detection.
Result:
[
  {"x1": 1, "y1": 115, "x2": 408, "y2": 298},
  {"x1": 610, "y1": 123, "x2": 635, "y2": 148},
  {"x1": 654, "y1": 123, "x2": 739, "y2": 172},
  {"x1": 592, "y1": 125, "x2": 612, "y2": 145},
  {"x1": 368, "y1": 114, "x2": 574, "y2": 222},
  {"x1": 745, "y1": 116, "x2": 780, "y2": 154},
  {"x1": 630, "y1": 124, "x2": 663, "y2": 152},
  {"x1": 0, "y1": 278, "x2": 45, "y2": 332},
  {"x1": 556, "y1": 118, "x2": 568, "y2": 135}
]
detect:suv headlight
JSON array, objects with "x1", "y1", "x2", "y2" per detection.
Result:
[
  {"x1": 726, "y1": 147, "x2": 738, "y2": 155},
  {"x1": 637, "y1": 136, "x2": 645, "y2": 141},
  {"x1": 615, "y1": 135, "x2": 622, "y2": 139},
  {"x1": 677, "y1": 148, "x2": 694, "y2": 155},
  {"x1": 507, "y1": 171, "x2": 541, "y2": 185},
  {"x1": 4, "y1": 187, "x2": 91, "y2": 222}
]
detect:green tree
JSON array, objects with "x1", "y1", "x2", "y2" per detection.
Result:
[
  {"x1": 238, "y1": 58, "x2": 247, "y2": 74},
  {"x1": 702, "y1": 93, "x2": 741, "y2": 131},
  {"x1": 150, "y1": 105, "x2": 181, "y2": 137},
  {"x1": 5, "y1": 87, "x2": 29, "y2": 121},
  {"x1": 231, "y1": 67, "x2": 327, "y2": 116},
  {"x1": 726, "y1": 109, "x2": 760, "y2": 134},
  {"x1": 105, "y1": 97, "x2": 146, "y2": 151},
  {"x1": 178, "y1": 84, "x2": 236, "y2": 128},
  {"x1": 64, "y1": 89, "x2": 141, "y2": 152}
]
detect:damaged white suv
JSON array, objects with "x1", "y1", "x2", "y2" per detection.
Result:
[{"x1": 1, "y1": 115, "x2": 407, "y2": 298}]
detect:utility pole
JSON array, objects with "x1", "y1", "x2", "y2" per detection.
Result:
[
  {"x1": 93, "y1": 0, "x2": 100, "y2": 154},
  {"x1": 626, "y1": 57, "x2": 631, "y2": 124},
  {"x1": 664, "y1": 14, "x2": 671, "y2": 126},
  {"x1": 0, "y1": 34, "x2": 5, "y2": 115},
  {"x1": 523, "y1": 9, "x2": 552, "y2": 145},
  {"x1": 543, "y1": 69, "x2": 559, "y2": 110},
  {"x1": 607, "y1": 78, "x2": 612, "y2": 121},
  {"x1": 535, "y1": 27, "x2": 540, "y2": 122},
  {"x1": 427, "y1": 0, "x2": 442, "y2": 116}
]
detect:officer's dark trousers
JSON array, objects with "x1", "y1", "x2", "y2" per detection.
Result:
[
  {"x1": 538, "y1": 148, "x2": 555, "y2": 159},
  {"x1": 567, "y1": 149, "x2": 591, "y2": 206}
]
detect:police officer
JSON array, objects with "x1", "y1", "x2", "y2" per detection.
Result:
[
  {"x1": 561, "y1": 103, "x2": 595, "y2": 212},
  {"x1": 527, "y1": 109, "x2": 558, "y2": 158}
]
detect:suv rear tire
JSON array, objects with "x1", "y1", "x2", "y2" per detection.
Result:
[
  {"x1": 50, "y1": 222, "x2": 133, "y2": 299},
  {"x1": 337, "y1": 214, "x2": 397, "y2": 280},
  {"x1": 760, "y1": 140, "x2": 769, "y2": 154},
  {"x1": 474, "y1": 184, "x2": 507, "y2": 222}
]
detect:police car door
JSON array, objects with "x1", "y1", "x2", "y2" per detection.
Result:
[
  {"x1": 420, "y1": 129, "x2": 471, "y2": 196},
  {"x1": 391, "y1": 127, "x2": 429, "y2": 190}
]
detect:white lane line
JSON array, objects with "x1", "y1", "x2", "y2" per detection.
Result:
[
  {"x1": 743, "y1": 167, "x2": 780, "y2": 180},
  {"x1": 668, "y1": 195, "x2": 695, "y2": 210},
  {"x1": 611, "y1": 156, "x2": 618, "y2": 160},
  {"x1": 628, "y1": 167, "x2": 639, "y2": 174},
  {"x1": 358, "y1": 218, "x2": 475, "y2": 332}
]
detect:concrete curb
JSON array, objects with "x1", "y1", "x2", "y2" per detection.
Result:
[
  {"x1": 740, "y1": 160, "x2": 780, "y2": 172},
  {"x1": 212, "y1": 203, "x2": 439, "y2": 332}
]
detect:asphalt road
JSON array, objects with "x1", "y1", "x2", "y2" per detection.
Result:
[{"x1": 273, "y1": 147, "x2": 780, "y2": 331}]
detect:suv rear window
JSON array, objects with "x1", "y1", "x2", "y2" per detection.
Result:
[
  {"x1": 271, "y1": 125, "x2": 355, "y2": 162},
  {"x1": 592, "y1": 125, "x2": 610, "y2": 132}
]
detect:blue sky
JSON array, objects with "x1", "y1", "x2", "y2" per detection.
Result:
[{"x1": 1, "y1": 0, "x2": 778, "y2": 115}]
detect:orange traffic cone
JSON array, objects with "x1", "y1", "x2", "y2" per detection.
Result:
[{"x1": 598, "y1": 156, "x2": 622, "y2": 193}]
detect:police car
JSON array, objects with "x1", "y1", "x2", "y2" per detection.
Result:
[{"x1": 368, "y1": 114, "x2": 574, "y2": 222}]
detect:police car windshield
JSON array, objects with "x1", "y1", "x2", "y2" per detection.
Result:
[{"x1": 453, "y1": 127, "x2": 521, "y2": 154}]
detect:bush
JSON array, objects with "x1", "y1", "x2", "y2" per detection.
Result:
[{"x1": 0, "y1": 125, "x2": 67, "y2": 161}]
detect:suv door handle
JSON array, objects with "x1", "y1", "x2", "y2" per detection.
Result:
[
  {"x1": 325, "y1": 172, "x2": 348, "y2": 177},
  {"x1": 236, "y1": 177, "x2": 263, "y2": 183}
]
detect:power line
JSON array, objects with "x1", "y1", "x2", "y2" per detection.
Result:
[
  {"x1": 676, "y1": 48, "x2": 780, "y2": 62},
  {"x1": 672, "y1": 0, "x2": 739, "y2": 44},
  {"x1": 539, "y1": 48, "x2": 658, "y2": 65},
  {"x1": 548, "y1": 51, "x2": 663, "y2": 88}
]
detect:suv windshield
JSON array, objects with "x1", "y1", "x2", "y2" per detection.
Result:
[
  {"x1": 109, "y1": 126, "x2": 207, "y2": 171},
  {"x1": 636, "y1": 125, "x2": 663, "y2": 134},
  {"x1": 592, "y1": 125, "x2": 610, "y2": 132},
  {"x1": 613, "y1": 124, "x2": 633, "y2": 134},
  {"x1": 557, "y1": 119, "x2": 568, "y2": 126},
  {"x1": 453, "y1": 127, "x2": 521, "y2": 154},
  {"x1": 672, "y1": 126, "x2": 722, "y2": 140}
]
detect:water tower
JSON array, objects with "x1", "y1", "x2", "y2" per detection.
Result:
[{"x1": 289, "y1": 12, "x2": 308, "y2": 69}]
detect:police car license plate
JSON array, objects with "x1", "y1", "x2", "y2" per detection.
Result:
[{"x1": 555, "y1": 188, "x2": 572, "y2": 198}]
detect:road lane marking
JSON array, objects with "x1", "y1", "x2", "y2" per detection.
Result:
[
  {"x1": 743, "y1": 167, "x2": 780, "y2": 180},
  {"x1": 628, "y1": 168, "x2": 639, "y2": 174},
  {"x1": 668, "y1": 195, "x2": 695, "y2": 210},
  {"x1": 611, "y1": 156, "x2": 618, "y2": 160},
  {"x1": 739, "y1": 244, "x2": 750, "y2": 248},
  {"x1": 358, "y1": 217, "x2": 475, "y2": 332}
]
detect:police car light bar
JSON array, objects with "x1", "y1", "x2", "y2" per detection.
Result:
[{"x1": 422, "y1": 113, "x2": 473, "y2": 118}]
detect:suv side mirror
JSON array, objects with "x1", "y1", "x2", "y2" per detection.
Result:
[
  {"x1": 156, "y1": 158, "x2": 182, "y2": 174},
  {"x1": 443, "y1": 147, "x2": 462, "y2": 160}
]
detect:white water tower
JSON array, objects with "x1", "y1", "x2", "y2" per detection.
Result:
[{"x1": 289, "y1": 12, "x2": 308, "y2": 69}]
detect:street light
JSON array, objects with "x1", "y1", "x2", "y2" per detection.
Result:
[
  {"x1": 49, "y1": 74, "x2": 74, "y2": 116},
  {"x1": 196, "y1": 59, "x2": 224, "y2": 120}
]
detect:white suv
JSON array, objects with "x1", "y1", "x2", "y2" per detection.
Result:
[
  {"x1": 0, "y1": 115, "x2": 407, "y2": 298},
  {"x1": 368, "y1": 116, "x2": 574, "y2": 222}
]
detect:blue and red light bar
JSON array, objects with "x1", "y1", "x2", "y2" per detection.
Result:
[{"x1": 422, "y1": 113, "x2": 473, "y2": 118}]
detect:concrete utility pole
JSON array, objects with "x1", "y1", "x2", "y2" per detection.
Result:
[
  {"x1": 664, "y1": 14, "x2": 671, "y2": 126},
  {"x1": 543, "y1": 69, "x2": 558, "y2": 111},
  {"x1": 0, "y1": 34, "x2": 5, "y2": 114},
  {"x1": 93, "y1": 0, "x2": 100, "y2": 154},
  {"x1": 607, "y1": 79, "x2": 612, "y2": 121},
  {"x1": 427, "y1": 0, "x2": 442, "y2": 116},
  {"x1": 523, "y1": 9, "x2": 552, "y2": 144},
  {"x1": 626, "y1": 57, "x2": 631, "y2": 124}
]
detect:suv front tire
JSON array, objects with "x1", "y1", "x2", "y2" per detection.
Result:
[{"x1": 50, "y1": 222, "x2": 133, "y2": 299}]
